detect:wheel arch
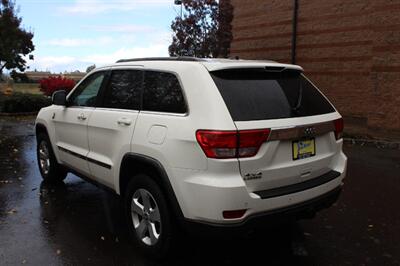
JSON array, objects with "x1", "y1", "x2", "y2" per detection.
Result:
[
  {"x1": 119, "y1": 153, "x2": 185, "y2": 222},
  {"x1": 35, "y1": 122, "x2": 48, "y2": 138},
  {"x1": 35, "y1": 122, "x2": 62, "y2": 163}
]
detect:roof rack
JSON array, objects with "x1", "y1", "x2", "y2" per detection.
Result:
[{"x1": 116, "y1": 56, "x2": 207, "y2": 63}]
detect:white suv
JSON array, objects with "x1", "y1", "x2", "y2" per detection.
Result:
[{"x1": 35, "y1": 57, "x2": 347, "y2": 257}]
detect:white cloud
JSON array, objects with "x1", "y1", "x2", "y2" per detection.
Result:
[
  {"x1": 83, "y1": 44, "x2": 168, "y2": 65},
  {"x1": 28, "y1": 43, "x2": 169, "y2": 72},
  {"x1": 44, "y1": 37, "x2": 114, "y2": 47},
  {"x1": 61, "y1": 0, "x2": 172, "y2": 15},
  {"x1": 28, "y1": 56, "x2": 78, "y2": 71},
  {"x1": 85, "y1": 24, "x2": 155, "y2": 33}
]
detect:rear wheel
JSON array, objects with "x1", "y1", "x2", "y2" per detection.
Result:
[
  {"x1": 36, "y1": 132, "x2": 67, "y2": 182},
  {"x1": 124, "y1": 174, "x2": 177, "y2": 258}
]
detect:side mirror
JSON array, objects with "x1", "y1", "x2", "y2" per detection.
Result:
[{"x1": 52, "y1": 90, "x2": 67, "y2": 106}]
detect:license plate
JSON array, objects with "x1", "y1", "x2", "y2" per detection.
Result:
[{"x1": 292, "y1": 138, "x2": 316, "y2": 160}]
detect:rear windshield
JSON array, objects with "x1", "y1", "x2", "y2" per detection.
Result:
[{"x1": 210, "y1": 68, "x2": 335, "y2": 121}]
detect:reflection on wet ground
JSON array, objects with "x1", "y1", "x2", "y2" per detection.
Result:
[{"x1": 0, "y1": 117, "x2": 399, "y2": 265}]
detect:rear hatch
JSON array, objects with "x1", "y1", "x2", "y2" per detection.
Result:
[{"x1": 210, "y1": 67, "x2": 342, "y2": 194}]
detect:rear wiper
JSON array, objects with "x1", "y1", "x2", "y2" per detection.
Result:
[{"x1": 292, "y1": 80, "x2": 303, "y2": 113}]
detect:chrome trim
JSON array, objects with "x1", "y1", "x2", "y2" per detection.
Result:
[
  {"x1": 66, "y1": 106, "x2": 96, "y2": 110},
  {"x1": 94, "y1": 107, "x2": 140, "y2": 113},
  {"x1": 269, "y1": 121, "x2": 334, "y2": 141},
  {"x1": 139, "y1": 110, "x2": 188, "y2": 117}
]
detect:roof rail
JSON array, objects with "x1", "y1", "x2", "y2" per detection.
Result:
[{"x1": 116, "y1": 56, "x2": 206, "y2": 63}]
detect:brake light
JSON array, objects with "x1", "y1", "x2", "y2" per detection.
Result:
[
  {"x1": 334, "y1": 118, "x2": 344, "y2": 140},
  {"x1": 196, "y1": 129, "x2": 270, "y2": 159}
]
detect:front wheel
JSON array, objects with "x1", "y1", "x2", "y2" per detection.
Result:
[
  {"x1": 124, "y1": 174, "x2": 178, "y2": 258},
  {"x1": 36, "y1": 132, "x2": 67, "y2": 182}
]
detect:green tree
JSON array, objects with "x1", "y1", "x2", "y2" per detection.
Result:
[
  {"x1": 169, "y1": 0, "x2": 233, "y2": 58},
  {"x1": 0, "y1": 0, "x2": 34, "y2": 75},
  {"x1": 10, "y1": 69, "x2": 29, "y2": 83}
]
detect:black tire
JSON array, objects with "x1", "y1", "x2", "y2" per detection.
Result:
[
  {"x1": 124, "y1": 174, "x2": 178, "y2": 259},
  {"x1": 36, "y1": 132, "x2": 67, "y2": 182}
]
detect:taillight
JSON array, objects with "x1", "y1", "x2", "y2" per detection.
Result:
[
  {"x1": 238, "y1": 129, "x2": 271, "y2": 157},
  {"x1": 196, "y1": 129, "x2": 270, "y2": 159},
  {"x1": 334, "y1": 118, "x2": 344, "y2": 140},
  {"x1": 195, "y1": 130, "x2": 237, "y2": 158}
]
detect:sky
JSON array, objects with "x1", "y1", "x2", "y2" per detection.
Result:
[{"x1": 16, "y1": 0, "x2": 181, "y2": 73}]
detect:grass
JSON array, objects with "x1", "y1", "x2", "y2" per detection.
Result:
[
  {"x1": 0, "y1": 82, "x2": 42, "y2": 95},
  {"x1": 12, "y1": 83, "x2": 42, "y2": 94}
]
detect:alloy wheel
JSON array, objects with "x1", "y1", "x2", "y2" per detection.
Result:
[
  {"x1": 131, "y1": 188, "x2": 162, "y2": 246},
  {"x1": 38, "y1": 141, "x2": 50, "y2": 175}
]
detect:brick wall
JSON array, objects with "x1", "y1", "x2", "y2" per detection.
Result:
[{"x1": 229, "y1": 0, "x2": 400, "y2": 141}]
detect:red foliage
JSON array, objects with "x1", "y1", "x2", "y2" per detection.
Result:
[{"x1": 39, "y1": 76, "x2": 76, "y2": 96}]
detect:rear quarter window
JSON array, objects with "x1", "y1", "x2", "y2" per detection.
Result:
[
  {"x1": 143, "y1": 71, "x2": 187, "y2": 114},
  {"x1": 210, "y1": 68, "x2": 335, "y2": 121}
]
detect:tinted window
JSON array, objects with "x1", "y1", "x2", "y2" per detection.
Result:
[
  {"x1": 69, "y1": 71, "x2": 105, "y2": 107},
  {"x1": 101, "y1": 70, "x2": 142, "y2": 110},
  {"x1": 143, "y1": 71, "x2": 186, "y2": 113},
  {"x1": 211, "y1": 69, "x2": 335, "y2": 121}
]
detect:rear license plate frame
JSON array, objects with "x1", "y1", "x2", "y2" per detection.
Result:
[{"x1": 292, "y1": 138, "x2": 316, "y2": 160}]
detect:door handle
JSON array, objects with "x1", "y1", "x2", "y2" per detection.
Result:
[
  {"x1": 77, "y1": 113, "x2": 87, "y2": 120},
  {"x1": 117, "y1": 117, "x2": 132, "y2": 126}
]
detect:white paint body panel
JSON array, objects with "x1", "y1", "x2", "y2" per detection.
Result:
[
  {"x1": 87, "y1": 108, "x2": 139, "y2": 188},
  {"x1": 53, "y1": 106, "x2": 93, "y2": 176}
]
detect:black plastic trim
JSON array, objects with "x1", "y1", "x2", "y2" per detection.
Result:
[
  {"x1": 57, "y1": 146, "x2": 112, "y2": 169},
  {"x1": 35, "y1": 123, "x2": 48, "y2": 137},
  {"x1": 86, "y1": 157, "x2": 112, "y2": 169},
  {"x1": 254, "y1": 170, "x2": 341, "y2": 199}
]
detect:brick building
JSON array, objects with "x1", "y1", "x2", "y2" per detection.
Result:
[{"x1": 229, "y1": 0, "x2": 400, "y2": 141}]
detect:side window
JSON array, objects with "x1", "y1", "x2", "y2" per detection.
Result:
[
  {"x1": 69, "y1": 72, "x2": 106, "y2": 107},
  {"x1": 100, "y1": 70, "x2": 142, "y2": 110},
  {"x1": 143, "y1": 71, "x2": 187, "y2": 114}
]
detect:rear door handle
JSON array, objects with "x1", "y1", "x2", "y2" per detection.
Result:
[
  {"x1": 77, "y1": 113, "x2": 87, "y2": 120},
  {"x1": 117, "y1": 117, "x2": 132, "y2": 126}
]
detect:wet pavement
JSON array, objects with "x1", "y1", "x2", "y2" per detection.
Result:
[{"x1": 0, "y1": 117, "x2": 399, "y2": 266}]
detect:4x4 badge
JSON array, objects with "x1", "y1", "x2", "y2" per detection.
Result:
[{"x1": 243, "y1": 172, "x2": 262, "y2": 181}]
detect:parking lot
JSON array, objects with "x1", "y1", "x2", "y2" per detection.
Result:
[{"x1": 0, "y1": 117, "x2": 399, "y2": 266}]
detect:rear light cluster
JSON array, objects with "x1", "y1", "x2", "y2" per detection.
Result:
[
  {"x1": 196, "y1": 118, "x2": 343, "y2": 159},
  {"x1": 196, "y1": 129, "x2": 271, "y2": 159},
  {"x1": 333, "y1": 118, "x2": 344, "y2": 140}
]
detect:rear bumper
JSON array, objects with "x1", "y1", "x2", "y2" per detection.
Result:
[
  {"x1": 172, "y1": 151, "x2": 347, "y2": 222},
  {"x1": 182, "y1": 185, "x2": 341, "y2": 236}
]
